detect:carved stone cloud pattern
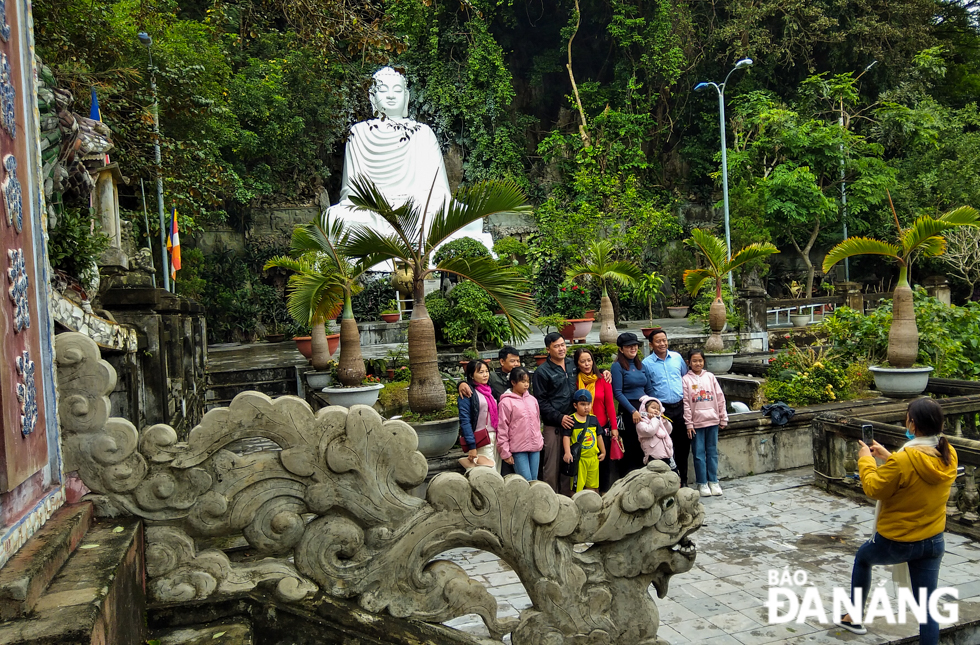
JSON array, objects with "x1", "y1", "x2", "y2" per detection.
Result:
[{"x1": 56, "y1": 332, "x2": 703, "y2": 645}]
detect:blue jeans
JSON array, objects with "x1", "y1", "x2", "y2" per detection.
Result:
[
  {"x1": 512, "y1": 451, "x2": 540, "y2": 482},
  {"x1": 850, "y1": 532, "x2": 945, "y2": 644},
  {"x1": 691, "y1": 424, "x2": 718, "y2": 485}
]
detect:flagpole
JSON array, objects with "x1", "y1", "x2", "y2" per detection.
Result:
[{"x1": 138, "y1": 32, "x2": 170, "y2": 292}]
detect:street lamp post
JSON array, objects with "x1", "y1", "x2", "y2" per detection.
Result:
[
  {"x1": 138, "y1": 31, "x2": 170, "y2": 292},
  {"x1": 696, "y1": 58, "x2": 753, "y2": 291}
]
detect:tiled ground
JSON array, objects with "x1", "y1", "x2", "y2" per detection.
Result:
[{"x1": 440, "y1": 468, "x2": 980, "y2": 644}]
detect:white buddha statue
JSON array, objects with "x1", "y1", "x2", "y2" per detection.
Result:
[{"x1": 329, "y1": 67, "x2": 493, "y2": 253}]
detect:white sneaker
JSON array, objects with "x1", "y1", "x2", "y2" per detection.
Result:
[
  {"x1": 698, "y1": 483, "x2": 711, "y2": 497},
  {"x1": 709, "y1": 482, "x2": 723, "y2": 496}
]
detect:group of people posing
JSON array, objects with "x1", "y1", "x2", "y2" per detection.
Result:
[{"x1": 457, "y1": 327, "x2": 728, "y2": 496}]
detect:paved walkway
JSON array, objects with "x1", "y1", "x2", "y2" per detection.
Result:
[{"x1": 440, "y1": 468, "x2": 980, "y2": 644}]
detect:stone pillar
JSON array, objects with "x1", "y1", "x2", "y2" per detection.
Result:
[
  {"x1": 923, "y1": 275, "x2": 951, "y2": 305},
  {"x1": 836, "y1": 282, "x2": 863, "y2": 312},
  {"x1": 91, "y1": 164, "x2": 129, "y2": 269},
  {"x1": 737, "y1": 285, "x2": 767, "y2": 333}
]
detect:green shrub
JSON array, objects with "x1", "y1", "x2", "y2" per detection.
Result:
[
  {"x1": 763, "y1": 345, "x2": 850, "y2": 406},
  {"x1": 48, "y1": 207, "x2": 110, "y2": 286}
]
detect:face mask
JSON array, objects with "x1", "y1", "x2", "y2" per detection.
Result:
[{"x1": 905, "y1": 429, "x2": 916, "y2": 441}]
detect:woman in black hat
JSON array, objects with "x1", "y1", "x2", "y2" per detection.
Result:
[{"x1": 611, "y1": 332, "x2": 654, "y2": 476}]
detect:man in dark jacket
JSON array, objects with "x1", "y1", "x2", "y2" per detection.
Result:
[{"x1": 533, "y1": 332, "x2": 578, "y2": 494}]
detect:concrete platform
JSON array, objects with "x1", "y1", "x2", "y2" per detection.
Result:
[{"x1": 440, "y1": 468, "x2": 980, "y2": 644}]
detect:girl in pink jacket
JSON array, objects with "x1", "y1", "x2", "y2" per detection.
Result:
[
  {"x1": 497, "y1": 367, "x2": 544, "y2": 481},
  {"x1": 682, "y1": 349, "x2": 728, "y2": 497},
  {"x1": 636, "y1": 395, "x2": 675, "y2": 470}
]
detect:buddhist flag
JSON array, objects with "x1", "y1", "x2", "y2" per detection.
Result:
[
  {"x1": 89, "y1": 88, "x2": 110, "y2": 164},
  {"x1": 166, "y1": 208, "x2": 181, "y2": 280}
]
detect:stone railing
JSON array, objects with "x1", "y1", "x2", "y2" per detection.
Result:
[
  {"x1": 811, "y1": 398, "x2": 980, "y2": 540},
  {"x1": 56, "y1": 332, "x2": 703, "y2": 645}
]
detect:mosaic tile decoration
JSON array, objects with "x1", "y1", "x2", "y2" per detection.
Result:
[
  {"x1": 6, "y1": 246, "x2": 29, "y2": 331},
  {"x1": 0, "y1": 52, "x2": 13, "y2": 139},
  {"x1": 15, "y1": 349, "x2": 37, "y2": 435},
  {"x1": 2, "y1": 154, "x2": 21, "y2": 231},
  {"x1": 0, "y1": 489, "x2": 65, "y2": 571},
  {"x1": 0, "y1": 0, "x2": 9, "y2": 42}
]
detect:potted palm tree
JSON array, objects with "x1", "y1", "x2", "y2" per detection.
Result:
[
  {"x1": 822, "y1": 204, "x2": 979, "y2": 396},
  {"x1": 684, "y1": 229, "x2": 779, "y2": 371},
  {"x1": 346, "y1": 176, "x2": 535, "y2": 418},
  {"x1": 266, "y1": 215, "x2": 385, "y2": 407},
  {"x1": 634, "y1": 271, "x2": 666, "y2": 336},
  {"x1": 566, "y1": 240, "x2": 642, "y2": 344}
]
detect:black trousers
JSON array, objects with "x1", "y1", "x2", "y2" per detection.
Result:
[
  {"x1": 618, "y1": 399, "x2": 646, "y2": 476},
  {"x1": 663, "y1": 400, "x2": 689, "y2": 486}
]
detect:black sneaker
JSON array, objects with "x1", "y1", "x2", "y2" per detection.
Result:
[{"x1": 835, "y1": 616, "x2": 868, "y2": 635}]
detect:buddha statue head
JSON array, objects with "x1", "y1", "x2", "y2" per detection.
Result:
[{"x1": 369, "y1": 67, "x2": 410, "y2": 120}]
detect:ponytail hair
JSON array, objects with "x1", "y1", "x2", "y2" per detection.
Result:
[{"x1": 907, "y1": 397, "x2": 952, "y2": 466}]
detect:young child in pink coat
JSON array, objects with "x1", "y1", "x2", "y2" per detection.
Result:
[
  {"x1": 496, "y1": 367, "x2": 544, "y2": 481},
  {"x1": 682, "y1": 349, "x2": 728, "y2": 497},
  {"x1": 636, "y1": 395, "x2": 676, "y2": 471}
]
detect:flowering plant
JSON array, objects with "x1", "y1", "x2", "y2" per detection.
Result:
[{"x1": 556, "y1": 282, "x2": 591, "y2": 319}]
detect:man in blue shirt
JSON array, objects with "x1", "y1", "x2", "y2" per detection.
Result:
[{"x1": 642, "y1": 328, "x2": 690, "y2": 486}]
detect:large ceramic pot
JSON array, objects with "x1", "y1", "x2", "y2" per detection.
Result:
[
  {"x1": 327, "y1": 333, "x2": 340, "y2": 357},
  {"x1": 407, "y1": 417, "x2": 461, "y2": 458},
  {"x1": 381, "y1": 313, "x2": 400, "y2": 323},
  {"x1": 321, "y1": 383, "x2": 384, "y2": 407},
  {"x1": 869, "y1": 366, "x2": 934, "y2": 398},
  {"x1": 704, "y1": 352, "x2": 736, "y2": 374},
  {"x1": 790, "y1": 314, "x2": 810, "y2": 328},
  {"x1": 294, "y1": 336, "x2": 312, "y2": 360},
  {"x1": 667, "y1": 306, "x2": 689, "y2": 319},
  {"x1": 559, "y1": 318, "x2": 594, "y2": 342}
]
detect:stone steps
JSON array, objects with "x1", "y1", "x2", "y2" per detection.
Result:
[
  {"x1": 0, "y1": 502, "x2": 93, "y2": 621},
  {"x1": 150, "y1": 618, "x2": 253, "y2": 645},
  {"x1": 0, "y1": 517, "x2": 145, "y2": 644},
  {"x1": 205, "y1": 365, "x2": 303, "y2": 411}
]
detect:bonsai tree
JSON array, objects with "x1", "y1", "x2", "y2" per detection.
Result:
[
  {"x1": 634, "y1": 271, "x2": 666, "y2": 327},
  {"x1": 266, "y1": 215, "x2": 383, "y2": 385},
  {"x1": 683, "y1": 229, "x2": 779, "y2": 352},
  {"x1": 566, "y1": 239, "x2": 642, "y2": 344},
  {"x1": 822, "y1": 204, "x2": 979, "y2": 368},
  {"x1": 346, "y1": 176, "x2": 535, "y2": 413}
]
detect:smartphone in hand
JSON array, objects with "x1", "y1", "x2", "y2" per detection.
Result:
[{"x1": 861, "y1": 424, "x2": 874, "y2": 446}]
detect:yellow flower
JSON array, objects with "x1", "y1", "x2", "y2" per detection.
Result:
[{"x1": 813, "y1": 362, "x2": 824, "y2": 369}]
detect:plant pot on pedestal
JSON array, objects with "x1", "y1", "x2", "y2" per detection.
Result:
[
  {"x1": 667, "y1": 306, "x2": 689, "y2": 319},
  {"x1": 869, "y1": 366, "x2": 934, "y2": 398},
  {"x1": 640, "y1": 327, "x2": 657, "y2": 339},
  {"x1": 407, "y1": 417, "x2": 461, "y2": 458},
  {"x1": 321, "y1": 383, "x2": 384, "y2": 407},
  {"x1": 790, "y1": 314, "x2": 810, "y2": 328},
  {"x1": 704, "y1": 352, "x2": 736, "y2": 374},
  {"x1": 560, "y1": 318, "x2": 594, "y2": 342},
  {"x1": 381, "y1": 313, "x2": 400, "y2": 323},
  {"x1": 305, "y1": 371, "x2": 334, "y2": 389}
]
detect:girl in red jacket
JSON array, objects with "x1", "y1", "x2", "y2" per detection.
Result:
[{"x1": 497, "y1": 367, "x2": 544, "y2": 481}]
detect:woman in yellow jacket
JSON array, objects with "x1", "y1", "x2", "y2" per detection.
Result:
[{"x1": 838, "y1": 397, "x2": 958, "y2": 644}]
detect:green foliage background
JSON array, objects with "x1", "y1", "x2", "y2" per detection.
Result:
[{"x1": 33, "y1": 0, "x2": 980, "y2": 327}]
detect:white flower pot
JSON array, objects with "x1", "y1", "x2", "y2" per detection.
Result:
[
  {"x1": 321, "y1": 383, "x2": 384, "y2": 407},
  {"x1": 305, "y1": 371, "x2": 333, "y2": 389},
  {"x1": 790, "y1": 314, "x2": 810, "y2": 328},
  {"x1": 869, "y1": 366, "x2": 933, "y2": 398}
]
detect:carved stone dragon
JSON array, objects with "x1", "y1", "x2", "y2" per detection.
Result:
[{"x1": 57, "y1": 332, "x2": 702, "y2": 644}]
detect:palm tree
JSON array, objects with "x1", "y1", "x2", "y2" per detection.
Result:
[
  {"x1": 684, "y1": 229, "x2": 779, "y2": 352},
  {"x1": 566, "y1": 240, "x2": 642, "y2": 344},
  {"x1": 266, "y1": 215, "x2": 385, "y2": 385},
  {"x1": 346, "y1": 177, "x2": 535, "y2": 413},
  {"x1": 822, "y1": 205, "x2": 979, "y2": 368},
  {"x1": 634, "y1": 271, "x2": 666, "y2": 328}
]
